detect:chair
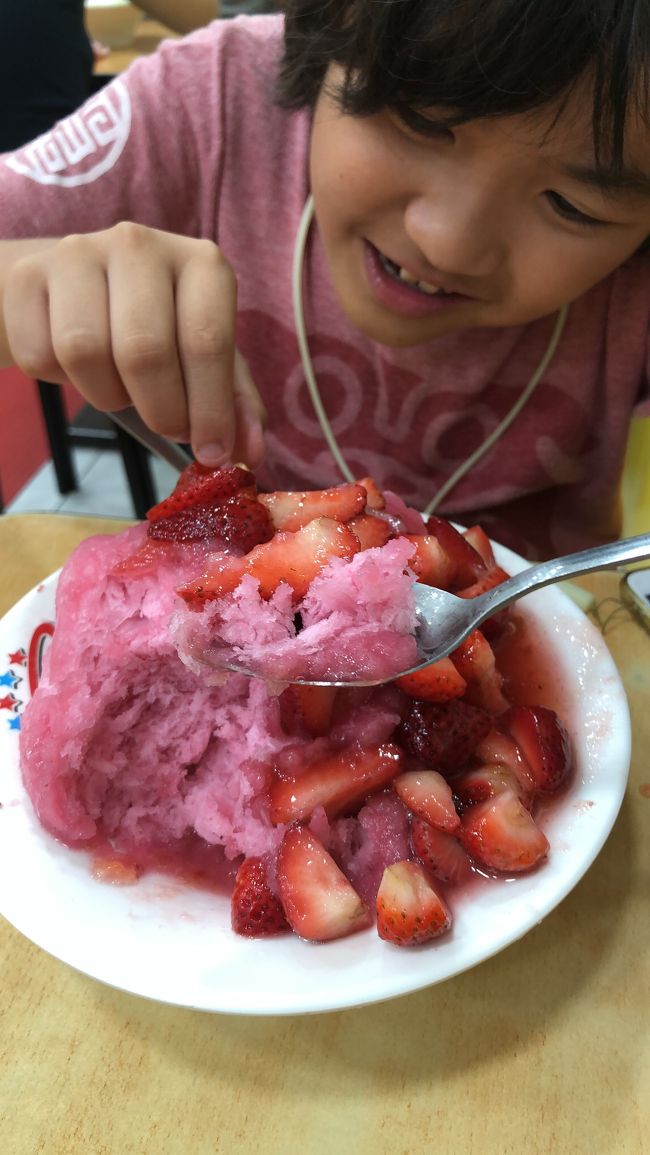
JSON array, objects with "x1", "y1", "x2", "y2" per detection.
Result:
[{"x1": 36, "y1": 380, "x2": 157, "y2": 520}]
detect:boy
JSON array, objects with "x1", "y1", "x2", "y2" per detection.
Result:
[{"x1": 0, "y1": 1, "x2": 649, "y2": 558}]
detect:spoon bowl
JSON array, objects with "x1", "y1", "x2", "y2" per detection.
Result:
[{"x1": 221, "y1": 532, "x2": 650, "y2": 687}]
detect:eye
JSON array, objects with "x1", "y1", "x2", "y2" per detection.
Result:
[{"x1": 545, "y1": 190, "x2": 606, "y2": 227}]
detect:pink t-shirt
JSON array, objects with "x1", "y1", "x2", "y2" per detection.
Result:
[{"x1": 1, "y1": 14, "x2": 649, "y2": 558}]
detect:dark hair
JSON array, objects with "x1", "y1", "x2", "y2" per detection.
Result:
[{"x1": 277, "y1": 0, "x2": 650, "y2": 172}]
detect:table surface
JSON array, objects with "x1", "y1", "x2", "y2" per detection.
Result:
[
  {"x1": 94, "y1": 19, "x2": 177, "y2": 76},
  {"x1": 1, "y1": 513, "x2": 648, "y2": 1155}
]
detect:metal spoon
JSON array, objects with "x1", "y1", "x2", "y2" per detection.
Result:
[
  {"x1": 110, "y1": 406, "x2": 193, "y2": 471},
  {"x1": 100, "y1": 413, "x2": 650, "y2": 686},
  {"x1": 221, "y1": 532, "x2": 650, "y2": 687}
]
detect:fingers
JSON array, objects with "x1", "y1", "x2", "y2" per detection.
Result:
[
  {"x1": 175, "y1": 244, "x2": 238, "y2": 464},
  {"x1": 106, "y1": 224, "x2": 187, "y2": 438},
  {"x1": 2, "y1": 225, "x2": 268, "y2": 470},
  {"x1": 47, "y1": 236, "x2": 128, "y2": 407}
]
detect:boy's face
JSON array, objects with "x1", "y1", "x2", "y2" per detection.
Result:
[{"x1": 309, "y1": 66, "x2": 650, "y2": 345}]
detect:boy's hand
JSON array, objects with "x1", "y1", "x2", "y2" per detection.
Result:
[{"x1": 2, "y1": 223, "x2": 266, "y2": 468}]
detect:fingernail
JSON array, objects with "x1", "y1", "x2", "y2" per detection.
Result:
[{"x1": 195, "y1": 443, "x2": 227, "y2": 466}]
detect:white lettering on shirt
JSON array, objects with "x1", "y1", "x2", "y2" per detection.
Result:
[{"x1": 5, "y1": 80, "x2": 131, "y2": 187}]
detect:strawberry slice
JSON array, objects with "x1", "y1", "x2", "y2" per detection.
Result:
[
  {"x1": 410, "y1": 817, "x2": 474, "y2": 885},
  {"x1": 112, "y1": 537, "x2": 183, "y2": 577},
  {"x1": 455, "y1": 566, "x2": 512, "y2": 640},
  {"x1": 348, "y1": 513, "x2": 391, "y2": 550},
  {"x1": 502, "y1": 705, "x2": 573, "y2": 794},
  {"x1": 395, "y1": 656, "x2": 467, "y2": 702},
  {"x1": 398, "y1": 699, "x2": 493, "y2": 775},
  {"x1": 476, "y1": 727, "x2": 530, "y2": 770},
  {"x1": 276, "y1": 827, "x2": 371, "y2": 941},
  {"x1": 458, "y1": 789, "x2": 549, "y2": 873},
  {"x1": 403, "y1": 534, "x2": 455, "y2": 587},
  {"x1": 376, "y1": 860, "x2": 451, "y2": 945},
  {"x1": 148, "y1": 491, "x2": 273, "y2": 550},
  {"x1": 269, "y1": 742, "x2": 403, "y2": 825},
  {"x1": 258, "y1": 483, "x2": 366, "y2": 531},
  {"x1": 356, "y1": 475, "x2": 386, "y2": 510},
  {"x1": 177, "y1": 516, "x2": 360, "y2": 607},
  {"x1": 462, "y1": 524, "x2": 497, "y2": 569},
  {"x1": 424, "y1": 515, "x2": 487, "y2": 588},
  {"x1": 451, "y1": 762, "x2": 531, "y2": 808},
  {"x1": 456, "y1": 565, "x2": 510, "y2": 600},
  {"x1": 393, "y1": 769, "x2": 460, "y2": 831},
  {"x1": 278, "y1": 684, "x2": 339, "y2": 738},
  {"x1": 450, "y1": 629, "x2": 509, "y2": 714},
  {"x1": 146, "y1": 463, "x2": 254, "y2": 522},
  {"x1": 231, "y1": 856, "x2": 289, "y2": 937}
]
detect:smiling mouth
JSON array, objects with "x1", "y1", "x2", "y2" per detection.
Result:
[{"x1": 377, "y1": 251, "x2": 452, "y2": 296}]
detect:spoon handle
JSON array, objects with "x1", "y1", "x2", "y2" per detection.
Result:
[
  {"x1": 110, "y1": 406, "x2": 193, "y2": 472},
  {"x1": 474, "y1": 532, "x2": 650, "y2": 621}
]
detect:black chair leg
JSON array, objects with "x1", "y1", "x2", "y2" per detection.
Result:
[
  {"x1": 36, "y1": 380, "x2": 79, "y2": 494},
  {"x1": 112, "y1": 420, "x2": 157, "y2": 519}
]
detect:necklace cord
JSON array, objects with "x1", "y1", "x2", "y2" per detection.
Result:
[{"x1": 291, "y1": 193, "x2": 569, "y2": 511}]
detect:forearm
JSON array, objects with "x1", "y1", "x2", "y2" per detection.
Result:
[
  {"x1": 139, "y1": 0, "x2": 219, "y2": 34},
  {"x1": 0, "y1": 238, "x2": 59, "y2": 368}
]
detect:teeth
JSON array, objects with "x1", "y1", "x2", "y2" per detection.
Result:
[
  {"x1": 416, "y1": 280, "x2": 443, "y2": 296},
  {"x1": 398, "y1": 267, "x2": 419, "y2": 286},
  {"x1": 382, "y1": 254, "x2": 445, "y2": 295}
]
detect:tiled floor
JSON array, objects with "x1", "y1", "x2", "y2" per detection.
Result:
[{"x1": 6, "y1": 447, "x2": 179, "y2": 519}]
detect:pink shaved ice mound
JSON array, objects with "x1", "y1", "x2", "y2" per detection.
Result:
[
  {"x1": 172, "y1": 537, "x2": 419, "y2": 683},
  {"x1": 19, "y1": 521, "x2": 418, "y2": 873}
]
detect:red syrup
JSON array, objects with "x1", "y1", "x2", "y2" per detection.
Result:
[
  {"x1": 89, "y1": 830, "x2": 238, "y2": 897},
  {"x1": 85, "y1": 609, "x2": 577, "y2": 921}
]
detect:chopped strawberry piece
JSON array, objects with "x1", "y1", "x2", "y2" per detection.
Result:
[
  {"x1": 276, "y1": 827, "x2": 371, "y2": 942},
  {"x1": 411, "y1": 817, "x2": 474, "y2": 885},
  {"x1": 398, "y1": 699, "x2": 493, "y2": 775},
  {"x1": 147, "y1": 463, "x2": 254, "y2": 522},
  {"x1": 462, "y1": 524, "x2": 497, "y2": 569},
  {"x1": 424, "y1": 515, "x2": 487, "y2": 588},
  {"x1": 348, "y1": 513, "x2": 391, "y2": 550},
  {"x1": 356, "y1": 475, "x2": 386, "y2": 510},
  {"x1": 458, "y1": 789, "x2": 549, "y2": 873},
  {"x1": 269, "y1": 742, "x2": 403, "y2": 825},
  {"x1": 456, "y1": 565, "x2": 510, "y2": 600},
  {"x1": 92, "y1": 856, "x2": 142, "y2": 885},
  {"x1": 278, "y1": 684, "x2": 339, "y2": 738},
  {"x1": 376, "y1": 860, "x2": 451, "y2": 945},
  {"x1": 403, "y1": 534, "x2": 455, "y2": 587},
  {"x1": 231, "y1": 856, "x2": 289, "y2": 937},
  {"x1": 148, "y1": 491, "x2": 273, "y2": 551},
  {"x1": 503, "y1": 705, "x2": 573, "y2": 794},
  {"x1": 177, "y1": 516, "x2": 360, "y2": 607},
  {"x1": 395, "y1": 656, "x2": 467, "y2": 703},
  {"x1": 451, "y1": 762, "x2": 532, "y2": 808},
  {"x1": 112, "y1": 537, "x2": 182, "y2": 577},
  {"x1": 258, "y1": 482, "x2": 366, "y2": 531},
  {"x1": 455, "y1": 566, "x2": 512, "y2": 640},
  {"x1": 393, "y1": 769, "x2": 460, "y2": 832},
  {"x1": 474, "y1": 729, "x2": 535, "y2": 792},
  {"x1": 450, "y1": 629, "x2": 509, "y2": 714}
]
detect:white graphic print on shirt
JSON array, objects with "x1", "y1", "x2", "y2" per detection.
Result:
[{"x1": 5, "y1": 81, "x2": 131, "y2": 188}]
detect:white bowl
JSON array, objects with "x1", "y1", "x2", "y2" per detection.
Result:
[
  {"x1": 85, "y1": 1, "x2": 142, "y2": 49},
  {"x1": 0, "y1": 537, "x2": 630, "y2": 1015}
]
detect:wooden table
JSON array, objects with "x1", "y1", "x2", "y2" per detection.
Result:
[
  {"x1": 94, "y1": 18, "x2": 177, "y2": 76},
  {"x1": 1, "y1": 513, "x2": 648, "y2": 1155}
]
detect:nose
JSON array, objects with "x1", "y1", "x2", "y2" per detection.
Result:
[{"x1": 403, "y1": 188, "x2": 508, "y2": 281}]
